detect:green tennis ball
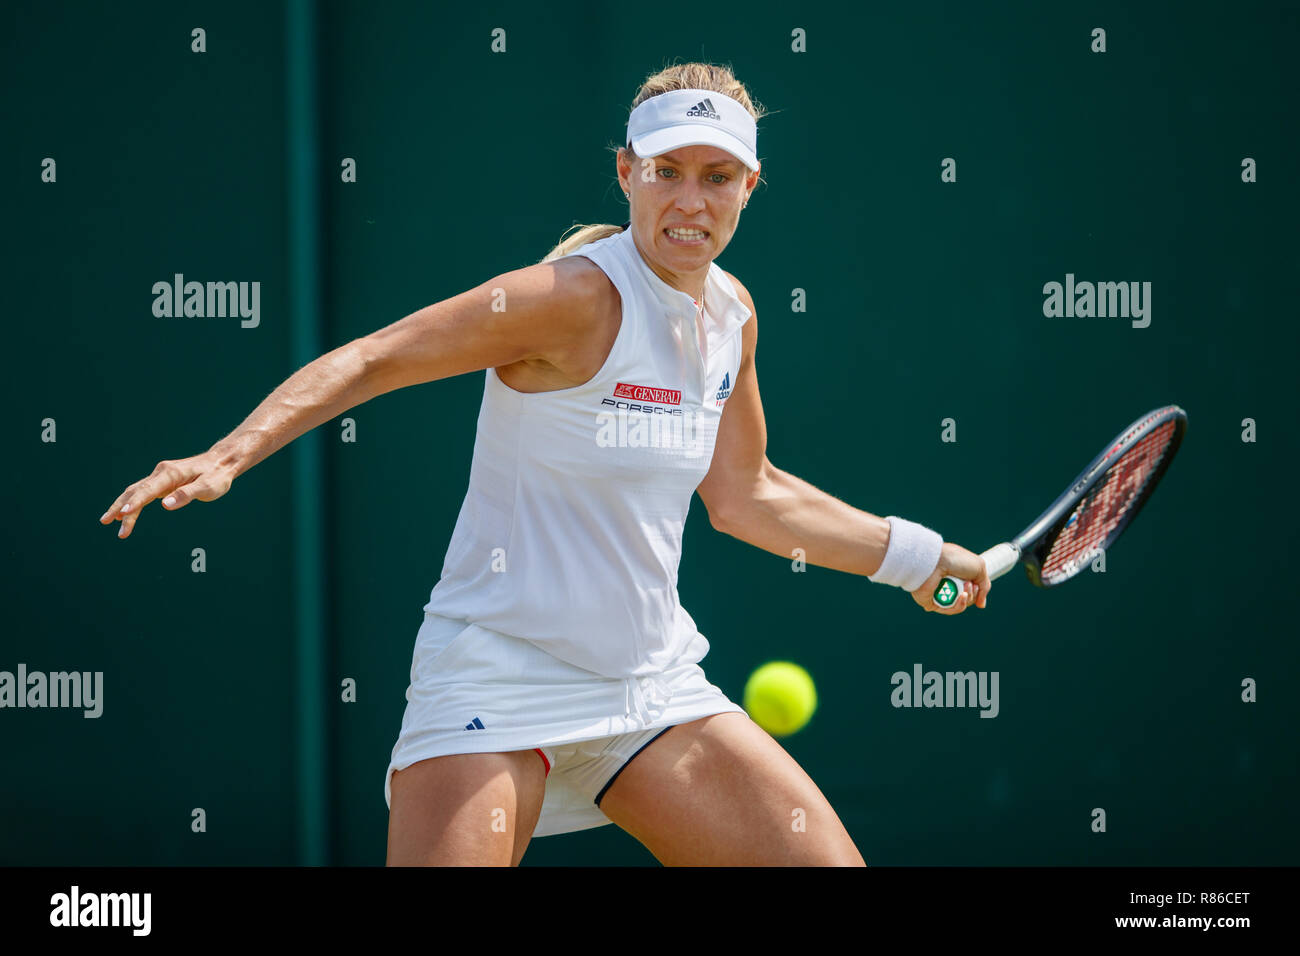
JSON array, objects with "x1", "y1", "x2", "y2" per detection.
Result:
[{"x1": 743, "y1": 661, "x2": 817, "y2": 737}]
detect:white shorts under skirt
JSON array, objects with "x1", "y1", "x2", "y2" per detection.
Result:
[{"x1": 385, "y1": 611, "x2": 747, "y2": 837}]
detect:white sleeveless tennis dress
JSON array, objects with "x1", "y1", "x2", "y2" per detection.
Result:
[{"x1": 385, "y1": 226, "x2": 752, "y2": 837}]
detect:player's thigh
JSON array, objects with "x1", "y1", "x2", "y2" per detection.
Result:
[
  {"x1": 386, "y1": 750, "x2": 546, "y2": 866},
  {"x1": 598, "y1": 712, "x2": 865, "y2": 866}
]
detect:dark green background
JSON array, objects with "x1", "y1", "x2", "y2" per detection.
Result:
[{"x1": 3, "y1": 0, "x2": 1296, "y2": 865}]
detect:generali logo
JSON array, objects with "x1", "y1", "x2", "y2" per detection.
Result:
[{"x1": 613, "y1": 382, "x2": 681, "y2": 405}]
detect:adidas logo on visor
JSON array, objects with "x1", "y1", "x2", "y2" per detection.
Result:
[{"x1": 686, "y1": 98, "x2": 720, "y2": 120}]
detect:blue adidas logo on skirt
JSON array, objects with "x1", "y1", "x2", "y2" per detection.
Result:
[{"x1": 464, "y1": 716, "x2": 485, "y2": 730}]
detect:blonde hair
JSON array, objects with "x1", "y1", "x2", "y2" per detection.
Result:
[{"x1": 539, "y1": 62, "x2": 767, "y2": 263}]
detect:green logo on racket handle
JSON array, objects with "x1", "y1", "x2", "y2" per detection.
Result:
[{"x1": 933, "y1": 577, "x2": 960, "y2": 608}]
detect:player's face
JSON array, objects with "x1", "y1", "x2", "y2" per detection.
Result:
[{"x1": 620, "y1": 144, "x2": 756, "y2": 277}]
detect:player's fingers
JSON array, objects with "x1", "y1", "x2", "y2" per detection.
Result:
[
  {"x1": 101, "y1": 492, "x2": 144, "y2": 534},
  {"x1": 102, "y1": 462, "x2": 189, "y2": 536},
  {"x1": 101, "y1": 471, "x2": 164, "y2": 522},
  {"x1": 161, "y1": 482, "x2": 199, "y2": 510},
  {"x1": 936, "y1": 589, "x2": 970, "y2": 616},
  {"x1": 117, "y1": 482, "x2": 184, "y2": 538},
  {"x1": 170, "y1": 467, "x2": 236, "y2": 509},
  {"x1": 100, "y1": 489, "x2": 139, "y2": 524},
  {"x1": 117, "y1": 506, "x2": 142, "y2": 539},
  {"x1": 160, "y1": 474, "x2": 221, "y2": 510},
  {"x1": 105, "y1": 485, "x2": 159, "y2": 538}
]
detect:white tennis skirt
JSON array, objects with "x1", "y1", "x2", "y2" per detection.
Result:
[{"x1": 385, "y1": 610, "x2": 747, "y2": 837}]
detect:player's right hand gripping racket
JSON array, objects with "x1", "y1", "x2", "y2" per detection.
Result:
[{"x1": 933, "y1": 405, "x2": 1187, "y2": 608}]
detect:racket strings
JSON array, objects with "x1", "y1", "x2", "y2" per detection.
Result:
[{"x1": 1039, "y1": 420, "x2": 1179, "y2": 584}]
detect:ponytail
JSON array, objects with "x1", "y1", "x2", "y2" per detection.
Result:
[{"x1": 539, "y1": 222, "x2": 628, "y2": 263}]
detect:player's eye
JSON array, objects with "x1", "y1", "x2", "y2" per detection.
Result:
[{"x1": 656, "y1": 168, "x2": 730, "y2": 184}]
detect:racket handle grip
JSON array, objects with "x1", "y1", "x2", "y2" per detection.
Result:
[{"x1": 932, "y1": 542, "x2": 1021, "y2": 608}]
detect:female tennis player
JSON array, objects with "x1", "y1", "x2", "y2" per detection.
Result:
[{"x1": 99, "y1": 62, "x2": 991, "y2": 866}]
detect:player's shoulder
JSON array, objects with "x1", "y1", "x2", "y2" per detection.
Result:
[
  {"x1": 544, "y1": 250, "x2": 618, "y2": 302},
  {"x1": 513, "y1": 251, "x2": 620, "y2": 335},
  {"x1": 718, "y1": 267, "x2": 756, "y2": 319},
  {"x1": 719, "y1": 268, "x2": 757, "y2": 360}
]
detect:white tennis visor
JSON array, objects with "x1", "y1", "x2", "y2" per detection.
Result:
[{"x1": 625, "y1": 88, "x2": 758, "y2": 172}]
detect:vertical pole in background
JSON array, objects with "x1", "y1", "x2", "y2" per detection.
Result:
[{"x1": 286, "y1": 0, "x2": 328, "y2": 866}]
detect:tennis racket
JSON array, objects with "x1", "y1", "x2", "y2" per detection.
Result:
[{"x1": 933, "y1": 405, "x2": 1187, "y2": 607}]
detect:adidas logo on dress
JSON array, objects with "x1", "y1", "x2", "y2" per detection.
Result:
[{"x1": 715, "y1": 372, "x2": 732, "y2": 406}]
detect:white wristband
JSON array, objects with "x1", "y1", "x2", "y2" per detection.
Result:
[{"x1": 868, "y1": 516, "x2": 943, "y2": 592}]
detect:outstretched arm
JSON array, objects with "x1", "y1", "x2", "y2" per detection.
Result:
[{"x1": 100, "y1": 257, "x2": 609, "y2": 539}]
